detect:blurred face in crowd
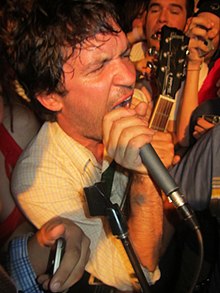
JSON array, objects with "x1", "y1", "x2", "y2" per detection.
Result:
[
  {"x1": 40, "y1": 21, "x2": 136, "y2": 148},
  {"x1": 145, "y1": 0, "x2": 188, "y2": 50}
]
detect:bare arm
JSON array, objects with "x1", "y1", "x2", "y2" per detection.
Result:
[
  {"x1": 128, "y1": 174, "x2": 163, "y2": 271},
  {"x1": 176, "y1": 14, "x2": 216, "y2": 146},
  {"x1": 176, "y1": 61, "x2": 201, "y2": 146},
  {"x1": 103, "y1": 103, "x2": 174, "y2": 272}
]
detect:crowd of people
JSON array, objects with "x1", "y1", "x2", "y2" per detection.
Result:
[{"x1": 0, "y1": 0, "x2": 219, "y2": 292}]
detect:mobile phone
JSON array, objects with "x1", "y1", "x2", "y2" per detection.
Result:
[
  {"x1": 47, "y1": 238, "x2": 66, "y2": 275},
  {"x1": 202, "y1": 115, "x2": 220, "y2": 125}
]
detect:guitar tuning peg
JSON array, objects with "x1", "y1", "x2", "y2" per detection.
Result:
[
  {"x1": 176, "y1": 72, "x2": 184, "y2": 79},
  {"x1": 161, "y1": 66, "x2": 167, "y2": 72},
  {"x1": 154, "y1": 50, "x2": 159, "y2": 58},
  {"x1": 148, "y1": 47, "x2": 158, "y2": 57},
  {"x1": 181, "y1": 44, "x2": 188, "y2": 51},
  {"x1": 178, "y1": 58, "x2": 185, "y2": 64},
  {"x1": 146, "y1": 61, "x2": 154, "y2": 69},
  {"x1": 146, "y1": 61, "x2": 157, "y2": 72}
]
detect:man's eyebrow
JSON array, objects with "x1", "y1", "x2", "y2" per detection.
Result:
[
  {"x1": 148, "y1": 2, "x2": 160, "y2": 9},
  {"x1": 85, "y1": 55, "x2": 108, "y2": 68},
  {"x1": 149, "y1": 2, "x2": 183, "y2": 10},
  {"x1": 169, "y1": 3, "x2": 183, "y2": 10},
  {"x1": 86, "y1": 45, "x2": 131, "y2": 67}
]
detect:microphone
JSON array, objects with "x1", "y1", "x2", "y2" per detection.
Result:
[{"x1": 140, "y1": 144, "x2": 199, "y2": 231}]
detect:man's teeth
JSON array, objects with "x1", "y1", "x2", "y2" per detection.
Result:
[
  {"x1": 151, "y1": 32, "x2": 161, "y2": 40},
  {"x1": 114, "y1": 96, "x2": 132, "y2": 109}
]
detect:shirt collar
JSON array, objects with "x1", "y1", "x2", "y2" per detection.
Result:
[{"x1": 49, "y1": 122, "x2": 113, "y2": 174}]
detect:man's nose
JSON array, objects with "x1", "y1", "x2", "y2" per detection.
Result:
[
  {"x1": 113, "y1": 59, "x2": 136, "y2": 87},
  {"x1": 158, "y1": 9, "x2": 169, "y2": 24}
]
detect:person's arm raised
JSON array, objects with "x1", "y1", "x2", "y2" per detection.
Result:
[{"x1": 103, "y1": 103, "x2": 174, "y2": 272}]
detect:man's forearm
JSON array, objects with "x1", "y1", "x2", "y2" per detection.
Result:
[{"x1": 128, "y1": 173, "x2": 163, "y2": 272}]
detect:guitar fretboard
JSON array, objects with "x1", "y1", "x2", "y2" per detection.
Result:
[{"x1": 149, "y1": 95, "x2": 175, "y2": 131}]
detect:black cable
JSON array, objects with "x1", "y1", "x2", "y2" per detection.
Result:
[{"x1": 188, "y1": 228, "x2": 204, "y2": 293}]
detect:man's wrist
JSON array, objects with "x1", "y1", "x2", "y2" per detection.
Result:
[
  {"x1": 28, "y1": 233, "x2": 51, "y2": 276},
  {"x1": 186, "y1": 60, "x2": 203, "y2": 71}
]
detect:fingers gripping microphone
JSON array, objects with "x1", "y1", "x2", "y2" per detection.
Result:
[{"x1": 140, "y1": 144, "x2": 199, "y2": 231}]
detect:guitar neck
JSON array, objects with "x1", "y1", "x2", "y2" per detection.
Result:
[
  {"x1": 147, "y1": 26, "x2": 189, "y2": 132},
  {"x1": 149, "y1": 95, "x2": 175, "y2": 131}
]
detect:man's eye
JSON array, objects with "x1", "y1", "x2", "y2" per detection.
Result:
[
  {"x1": 170, "y1": 8, "x2": 181, "y2": 15},
  {"x1": 149, "y1": 6, "x2": 160, "y2": 13},
  {"x1": 92, "y1": 64, "x2": 104, "y2": 73}
]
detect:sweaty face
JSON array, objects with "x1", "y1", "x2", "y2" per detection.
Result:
[
  {"x1": 57, "y1": 25, "x2": 136, "y2": 145},
  {"x1": 145, "y1": 0, "x2": 188, "y2": 50}
]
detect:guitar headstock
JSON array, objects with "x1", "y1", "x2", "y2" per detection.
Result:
[{"x1": 155, "y1": 25, "x2": 189, "y2": 98}]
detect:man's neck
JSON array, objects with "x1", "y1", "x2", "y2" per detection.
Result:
[
  {"x1": 57, "y1": 118, "x2": 104, "y2": 164},
  {"x1": 68, "y1": 132, "x2": 104, "y2": 164},
  {"x1": 83, "y1": 140, "x2": 104, "y2": 164}
]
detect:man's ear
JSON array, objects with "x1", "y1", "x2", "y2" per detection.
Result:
[{"x1": 37, "y1": 94, "x2": 63, "y2": 112}]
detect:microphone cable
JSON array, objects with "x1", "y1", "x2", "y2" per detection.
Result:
[{"x1": 188, "y1": 227, "x2": 204, "y2": 293}]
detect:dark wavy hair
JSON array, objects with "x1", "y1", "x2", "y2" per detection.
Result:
[
  {"x1": 114, "y1": 0, "x2": 149, "y2": 33},
  {"x1": 0, "y1": 0, "x2": 119, "y2": 121}
]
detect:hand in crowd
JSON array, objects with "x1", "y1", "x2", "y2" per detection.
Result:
[
  {"x1": 186, "y1": 13, "x2": 218, "y2": 64},
  {"x1": 135, "y1": 54, "x2": 155, "y2": 79},
  {"x1": 28, "y1": 217, "x2": 90, "y2": 292},
  {"x1": 193, "y1": 117, "x2": 216, "y2": 140}
]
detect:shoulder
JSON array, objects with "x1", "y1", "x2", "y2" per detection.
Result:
[{"x1": 3, "y1": 103, "x2": 41, "y2": 149}]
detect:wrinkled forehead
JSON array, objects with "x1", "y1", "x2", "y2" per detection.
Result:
[
  {"x1": 64, "y1": 18, "x2": 123, "y2": 58},
  {"x1": 63, "y1": 26, "x2": 128, "y2": 70},
  {"x1": 81, "y1": 18, "x2": 122, "y2": 47},
  {"x1": 80, "y1": 31, "x2": 122, "y2": 51}
]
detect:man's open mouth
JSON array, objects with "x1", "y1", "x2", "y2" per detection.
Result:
[{"x1": 113, "y1": 96, "x2": 132, "y2": 109}]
